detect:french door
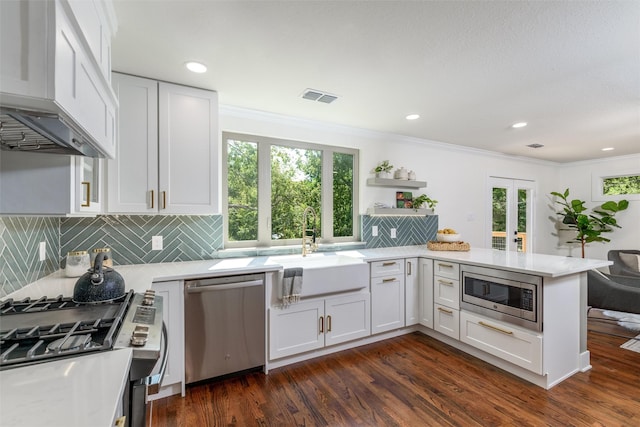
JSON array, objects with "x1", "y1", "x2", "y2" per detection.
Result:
[{"x1": 488, "y1": 177, "x2": 534, "y2": 252}]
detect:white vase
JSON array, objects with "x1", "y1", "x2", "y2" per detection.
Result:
[{"x1": 376, "y1": 171, "x2": 390, "y2": 179}]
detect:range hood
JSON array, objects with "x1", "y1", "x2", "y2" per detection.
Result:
[{"x1": 0, "y1": 108, "x2": 105, "y2": 157}]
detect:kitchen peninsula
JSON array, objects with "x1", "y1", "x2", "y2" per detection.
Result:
[{"x1": 1, "y1": 246, "x2": 610, "y2": 426}]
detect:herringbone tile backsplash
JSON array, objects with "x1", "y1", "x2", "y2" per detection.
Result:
[
  {"x1": 0, "y1": 215, "x2": 223, "y2": 297},
  {"x1": 0, "y1": 217, "x2": 60, "y2": 297},
  {"x1": 60, "y1": 215, "x2": 224, "y2": 266},
  {"x1": 362, "y1": 215, "x2": 438, "y2": 248},
  {"x1": 1, "y1": 213, "x2": 435, "y2": 297}
]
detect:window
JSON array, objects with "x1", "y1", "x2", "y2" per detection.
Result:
[
  {"x1": 592, "y1": 171, "x2": 640, "y2": 202},
  {"x1": 223, "y1": 132, "x2": 359, "y2": 247}
]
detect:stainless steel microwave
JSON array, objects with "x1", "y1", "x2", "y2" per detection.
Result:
[{"x1": 460, "y1": 264, "x2": 543, "y2": 331}]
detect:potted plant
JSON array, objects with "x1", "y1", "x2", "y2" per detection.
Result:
[
  {"x1": 551, "y1": 188, "x2": 629, "y2": 258},
  {"x1": 374, "y1": 160, "x2": 393, "y2": 178},
  {"x1": 413, "y1": 194, "x2": 438, "y2": 211}
]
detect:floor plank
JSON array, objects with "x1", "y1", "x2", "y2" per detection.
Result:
[{"x1": 150, "y1": 317, "x2": 640, "y2": 426}]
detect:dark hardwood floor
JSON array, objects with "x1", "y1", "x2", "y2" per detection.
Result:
[{"x1": 150, "y1": 316, "x2": 640, "y2": 426}]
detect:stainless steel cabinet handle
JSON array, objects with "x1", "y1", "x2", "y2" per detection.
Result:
[
  {"x1": 150, "y1": 189, "x2": 155, "y2": 209},
  {"x1": 327, "y1": 315, "x2": 332, "y2": 332},
  {"x1": 437, "y1": 263, "x2": 453, "y2": 268},
  {"x1": 186, "y1": 280, "x2": 264, "y2": 293},
  {"x1": 437, "y1": 307, "x2": 453, "y2": 314},
  {"x1": 479, "y1": 321, "x2": 514, "y2": 335},
  {"x1": 438, "y1": 279, "x2": 454, "y2": 286},
  {"x1": 319, "y1": 316, "x2": 324, "y2": 333},
  {"x1": 407, "y1": 261, "x2": 412, "y2": 276},
  {"x1": 162, "y1": 191, "x2": 167, "y2": 209},
  {"x1": 382, "y1": 261, "x2": 396, "y2": 267},
  {"x1": 382, "y1": 278, "x2": 396, "y2": 283}
]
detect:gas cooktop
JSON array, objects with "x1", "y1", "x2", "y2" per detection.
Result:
[{"x1": 0, "y1": 291, "x2": 134, "y2": 370}]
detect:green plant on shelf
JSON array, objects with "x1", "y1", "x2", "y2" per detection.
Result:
[
  {"x1": 374, "y1": 160, "x2": 393, "y2": 173},
  {"x1": 413, "y1": 194, "x2": 438, "y2": 211}
]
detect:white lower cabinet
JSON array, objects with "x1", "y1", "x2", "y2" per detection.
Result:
[
  {"x1": 404, "y1": 258, "x2": 419, "y2": 326},
  {"x1": 460, "y1": 310, "x2": 543, "y2": 374},
  {"x1": 370, "y1": 260, "x2": 405, "y2": 334},
  {"x1": 434, "y1": 303, "x2": 460, "y2": 339},
  {"x1": 269, "y1": 292, "x2": 370, "y2": 360},
  {"x1": 419, "y1": 258, "x2": 434, "y2": 329},
  {"x1": 148, "y1": 280, "x2": 185, "y2": 400}
]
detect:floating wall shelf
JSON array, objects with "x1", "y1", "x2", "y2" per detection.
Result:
[
  {"x1": 366, "y1": 207, "x2": 434, "y2": 216},
  {"x1": 366, "y1": 177, "x2": 427, "y2": 189}
]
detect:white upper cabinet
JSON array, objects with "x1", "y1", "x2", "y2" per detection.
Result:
[
  {"x1": 108, "y1": 73, "x2": 219, "y2": 214},
  {"x1": 0, "y1": 151, "x2": 102, "y2": 215},
  {"x1": 0, "y1": 0, "x2": 118, "y2": 158}
]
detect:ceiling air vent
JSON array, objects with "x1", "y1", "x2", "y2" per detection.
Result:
[
  {"x1": 527, "y1": 143, "x2": 544, "y2": 149},
  {"x1": 301, "y1": 89, "x2": 338, "y2": 104}
]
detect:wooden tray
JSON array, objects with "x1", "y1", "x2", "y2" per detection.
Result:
[{"x1": 427, "y1": 241, "x2": 471, "y2": 251}]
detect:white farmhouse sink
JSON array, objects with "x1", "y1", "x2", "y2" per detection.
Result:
[{"x1": 267, "y1": 253, "x2": 369, "y2": 298}]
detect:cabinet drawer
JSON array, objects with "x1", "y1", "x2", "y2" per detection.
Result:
[
  {"x1": 434, "y1": 303, "x2": 459, "y2": 340},
  {"x1": 433, "y1": 261, "x2": 459, "y2": 280},
  {"x1": 370, "y1": 259, "x2": 404, "y2": 277},
  {"x1": 434, "y1": 275, "x2": 460, "y2": 310},
  {"x1": 460, "y1": 311, "x2": 542, "y2": 374}
]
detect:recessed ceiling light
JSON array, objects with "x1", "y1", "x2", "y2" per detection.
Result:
[
  {"x1": 512, "y1": 122, "x2": 527, "y2": 129},
  {"x1": 601, "y1": 147, "x2": 615, "y2": 151},
  {"x1": 185, "y1": 61, "x2": 207, "y2": 73},
  {"x1": 406, "y1": 114, "x2": 420, "y2": 120}
]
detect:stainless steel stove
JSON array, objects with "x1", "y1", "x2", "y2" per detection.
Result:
[{"x1": 0, "y1": 289, "x2": 166, "y2": 427}]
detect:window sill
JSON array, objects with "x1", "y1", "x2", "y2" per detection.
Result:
[{"x1": 214, "y1": 241, "x2": 366, "y2": 259}]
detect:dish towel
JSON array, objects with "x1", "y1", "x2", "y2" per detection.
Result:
[{"x1": 282, "y1": 267, "x2": 303, "y2": 306}]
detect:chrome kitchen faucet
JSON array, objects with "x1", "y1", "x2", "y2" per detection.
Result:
[{"x1": 301, "y1": 206, "x2": 318, "y2": 256}]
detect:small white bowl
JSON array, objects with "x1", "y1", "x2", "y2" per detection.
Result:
[{"x1": 436, "y1": 233, "x2": 461, "y2": 242}]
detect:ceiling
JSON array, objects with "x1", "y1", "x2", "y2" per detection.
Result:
[{"x1": 111, "y1": 0, "x2": 640, "y2": 163}]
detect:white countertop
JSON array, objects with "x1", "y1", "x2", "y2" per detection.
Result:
[
  {"x1": 6, "y1": 246, "x2": 610, "y2": 301},
  {"x1": 0, "y1": 348, "x2": 132, "y2": 427}
]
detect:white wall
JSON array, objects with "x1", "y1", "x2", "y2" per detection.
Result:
[
  {"x1": 555, "y1": 154, "x2": 640, "y2": 261},
  {"x1": 220, "y1": 106, "x2": 636, "y2": 260}
]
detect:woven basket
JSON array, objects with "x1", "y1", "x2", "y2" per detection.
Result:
[{"x1": 427, "y1": 241, "x2": 471, "y2": 251}]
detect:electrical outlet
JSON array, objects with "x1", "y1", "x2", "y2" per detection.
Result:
[
  {"x1": 372, "y1": 226, "x2": 378, "y2": 237},
  {"x1": 390, "y1": 228, "x2": 397, "y2": 239},
  {"x1": 39, "y1": 242, "x2": 46, "y2": 261},
  {"x1": 152, "y1": 236, "x2": 163, "y2": 251}
]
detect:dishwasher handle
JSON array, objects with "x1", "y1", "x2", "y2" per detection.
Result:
[{"x1": 186, "y1": 279, "x2": 264, "y2": 293}]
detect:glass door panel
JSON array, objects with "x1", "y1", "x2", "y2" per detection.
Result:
[{"x1": 489, "y1": 177, "x2": 534, "y2": 252}]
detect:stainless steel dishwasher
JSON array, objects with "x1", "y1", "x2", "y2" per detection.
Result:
[{"x1": 184, "y1": 273, "x2": 265, "y2": 384}]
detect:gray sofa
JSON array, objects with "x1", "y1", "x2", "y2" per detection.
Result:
[
  {"x1": 587, "y1": 269, "x2": 640, "y2": 314},
  {"x1": 608, "y1": 250, "x2": 640, "y2": 278}
]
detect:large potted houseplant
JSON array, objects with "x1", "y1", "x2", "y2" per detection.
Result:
[{"x1": 551, "y1": 188, "x2": 629, "y2": 258}]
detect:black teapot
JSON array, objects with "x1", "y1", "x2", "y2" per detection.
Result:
[{"x1": 73, "y1": 252, "x2": 125, "y2": 303}]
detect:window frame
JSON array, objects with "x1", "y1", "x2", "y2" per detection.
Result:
[
  {"x1": 222, "y1": 132, "x2": 360, "y2": 248},
  {"x1": 591, "y1": 170, "x2": 640, "y2": 202}
]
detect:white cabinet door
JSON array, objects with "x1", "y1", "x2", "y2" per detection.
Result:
[
  {"x1": 150, "y1": 280, "x2": 185, "y2": 400},
  {"x1": 405, "y1": 258, "x2": 419, "y2": 326},
  {"x1": 158, "y1": 82, "x2": 218, "y2": 214},
  {"x1": 325, "y1": 293, "x2": 370, "y2": 346},
  {"x1": 371, "y1": 274, "x2": 405, "y2": 334},
  {"x1": 269, "y1": 300, "x2": 324, "y2": 360},
  {"x1": 460, "y1": 311, "x2": 542, "y2": 374},
  {"x1": 419, "y1": 258, "x2": 434, "y2": 329},
  {"x1": 434, "y1": 303, "x2": 460, "y2": 339},
  {"x1": 108, "y1": 73, "x2": 158, "y2": 213},
  {"x1": 76, "y1": 157, "x2": 102, "y2": 213}
]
